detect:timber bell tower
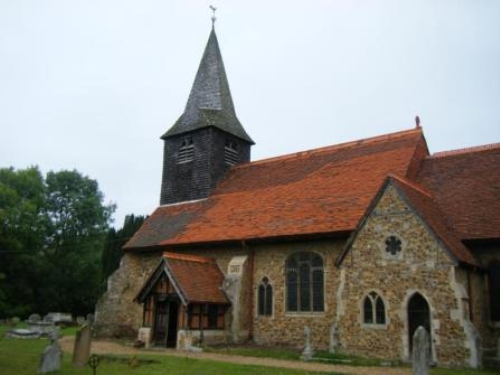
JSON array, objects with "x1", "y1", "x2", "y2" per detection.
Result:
[{"x1": 159, "y1": 24, "x2": 254, "y2": 205}]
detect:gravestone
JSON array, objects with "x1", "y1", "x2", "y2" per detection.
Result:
[
  {"x1": 329, "y1": 323, "x2": 339, "y2": 353},
  {"x1": 38, "y1": 332, "x2": 62, "y2": 373},
  {"x1": 29, "y1": 314, "x2": 42, "y2": 322},
  {"x1": 412, "y1": 326, "x2": 429, "y2": 375},
  {"x1": 301, "y1": 326, "x2": 314, "y2": 361},
  {"x1": 137, "y1": 327, "x2": 151, "y2": 349},
  {"x1": 72, "y1": 324, "x2": 91, "y2": 367}
]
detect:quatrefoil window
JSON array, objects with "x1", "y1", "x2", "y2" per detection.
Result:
[{"x1": 385, "y1": 235, "x2": 402, "y2": 256}]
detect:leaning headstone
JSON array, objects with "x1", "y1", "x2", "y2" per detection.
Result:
[
  {"x1": 72, "y1": 324, "x2": 91, "y2": 367},
  {"x1": 412, "y1": 326, "x2": 430, "y2": 375},
  {"x1": 38, "y1": 332, "x2": 62, "y2": 373},
  {"x1": 301, "y1": 326, "x2": 314, "y2": 361}
]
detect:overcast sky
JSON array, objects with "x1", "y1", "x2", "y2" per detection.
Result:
[{"x1": 1, "y1": 0, "x2": 499, "y2": 227}]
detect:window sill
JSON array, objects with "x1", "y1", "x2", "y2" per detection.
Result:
[
  {"x1": 285, "y1": 312, "x2": 325, "y2": 318},
  {"x1": 361, "y1": 323, "x2": 388, "y2": 330}
]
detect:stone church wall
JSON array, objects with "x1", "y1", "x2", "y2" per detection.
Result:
[
  {"x1": 252, "y1": 240, "x2": 345, "y2": 350},
  {"x1": 94, "y1": 251, "x2": 161, "y2": 337},
  {"x1": 474, "y1": 248, "x2": 500, "y2": 352},
  {"x1": 336, "y1": 185, "x2": 479, "y2": 367}
]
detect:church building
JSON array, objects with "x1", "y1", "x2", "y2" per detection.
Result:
[{"x1": 95, "y1": 25, "x2": 500, "y2": 368}]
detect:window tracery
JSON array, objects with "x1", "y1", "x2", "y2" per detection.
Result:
[
  {"x1": 362, "y1": 291, "x2": 386, "y2": 325},
  {"x1": 286, "y1": 252, "x2": 324, "y2": 312}
]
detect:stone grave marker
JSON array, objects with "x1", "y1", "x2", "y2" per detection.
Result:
[
  {"x1": 72, "y1": 324, "x2": 91, "y2": 367},
  {"x1": 329, "y1": 323, "x2": 339, "y2": 353},
  {"x1": 302, "y1": 326, "x2": 314, "y2": 361},
  {"x1": 412, "y1": 326, "x2": 430, "y2": 375},
  {"x1": 37, "y1": 332, "x2": 62, "y2": 373},
  {"x1": 29, "y1": 313, "x2": 42, "y2": 322}
]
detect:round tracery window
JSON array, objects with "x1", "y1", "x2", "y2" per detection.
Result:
[{"x1": 385, "y1": 235, "x2": 402, "y2": 256}]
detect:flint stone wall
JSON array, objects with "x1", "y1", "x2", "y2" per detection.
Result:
[
  {"x1": 336, "y1": 185, "x2": 478, "y2": 367},
  {"x1": 252, "y1": 240, "x2": 344, "y2": 350},
  {"x1": 94, "y1": 252, "x2": 160, "y2": 338}
]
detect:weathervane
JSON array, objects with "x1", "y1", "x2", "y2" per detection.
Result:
[{"x1": 210, "y1": 5, "x2": 217, "y2": 27}]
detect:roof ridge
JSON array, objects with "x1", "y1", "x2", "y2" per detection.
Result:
[
  {"x1": 431, "y1": 142, "x2": 500, "y2": 158},
  {"x1": 163, "y1": 252, "x2": 215, "y2": 264},
  {"x1": 388, "y1": 174, "x2": 433, "y2": 198},
  {"x1": 159, "y1": 198, "x2": 207, "y2": 208},
  {"x1": 238, "y1": 128, "x2": 423, "y2": 168}
]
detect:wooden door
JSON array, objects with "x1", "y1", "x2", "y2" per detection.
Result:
[{"x1": 154, "y1": 301, "x2": 168, "y2": 346}]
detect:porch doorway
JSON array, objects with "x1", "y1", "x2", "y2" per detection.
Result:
[
  {"x1": 153, "y1": 299, "x2": 179, "y2": 348},
  {"x1": 407, "y1": 292, "x2": 431, "y2": 355}
]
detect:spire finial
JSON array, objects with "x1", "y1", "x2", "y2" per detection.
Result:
[
  {"x1": 415, "y1": 115, "x2": 421, "y2": 128},
  {"x1": 209, "y1": 5, "x2": 217, "y2": 27}
]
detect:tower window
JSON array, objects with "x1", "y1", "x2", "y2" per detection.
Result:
[
  {"x1": 224, "y1": 141, "x2": 239, "y2": 165},
  {"x1": 178, "y1": 137, "x2": 194, "y2": 163}
]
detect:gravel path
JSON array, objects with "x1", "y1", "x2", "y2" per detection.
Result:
[{"x1": 59, "y1": 336, "x2": 411, "y2": 375}]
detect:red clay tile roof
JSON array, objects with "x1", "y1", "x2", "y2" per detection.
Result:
[
  {"x1": 417, "y1": 143, "x2": 500, "y2": 241},
  {"x1": 390, "y1": 175, "x2": 480, "y2": 267},
  {"x1": 124, "y1": 201, "x2": 205, "y2": 249},
  {"x1": 163, "y1": 252, "x2": 228, "y2": 304},
  {"x1": 125, "y1": 128, "x2": 428, "y2": 249}
]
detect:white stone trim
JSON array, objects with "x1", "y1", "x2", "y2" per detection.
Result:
[{"x1": 448, "y1": 267, "x2": 482, "y2": 368}]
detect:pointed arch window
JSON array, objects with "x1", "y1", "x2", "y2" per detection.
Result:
[
  {"x1": 286, "y1": 252, "x2": 324, "y2": 312},
  {"x1": 178, "y1": 137, "x2": 194, "y2": 163},
  {"x1": 257, "y1": 277, "x2": 273, "y2": 316},
  {"x1": 363, "y1": 291, "x2": 386, "y2": 325},
  {"x1": 224, "y1": 141, "x2": 239, "y2": 165}
]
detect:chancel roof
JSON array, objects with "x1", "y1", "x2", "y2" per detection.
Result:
[
  {"x1": 126, "y1": 128, "x2": 429, "y2": 249},
  {"x1": 162, "y1": 28, "x2": 253, "y2": 144},
  {"x1": 417, "y1": 143, "x2": 500, "y2": 241}
]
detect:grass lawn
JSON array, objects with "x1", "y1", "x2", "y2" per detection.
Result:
[
  {"x1": 205, "y1": 345, "x2": 499, "y2": 375},
  {"x1": 0, "y1": 325, "x2": 334, "y2": 375},
  {"x1": 1, "y1": 324, "x2": 498, "y2": 375}
]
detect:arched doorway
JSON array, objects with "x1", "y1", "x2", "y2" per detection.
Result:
[{"x1": 407, "y1": 292, "x2": 431, "y2": 355}]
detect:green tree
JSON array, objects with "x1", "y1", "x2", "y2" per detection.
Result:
[
  {"x1": 0, "y1": 167, "x2": 47, "y2": 317},
  {"x1": 101, "y1": 214, "x2": 146, "y2": 283},
  {"x1": 39, "y1": 170, "x2": 116, "y2": 315},
  {"x1": 0, "y1": 167, "x2": 115, "y2": 318}
]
